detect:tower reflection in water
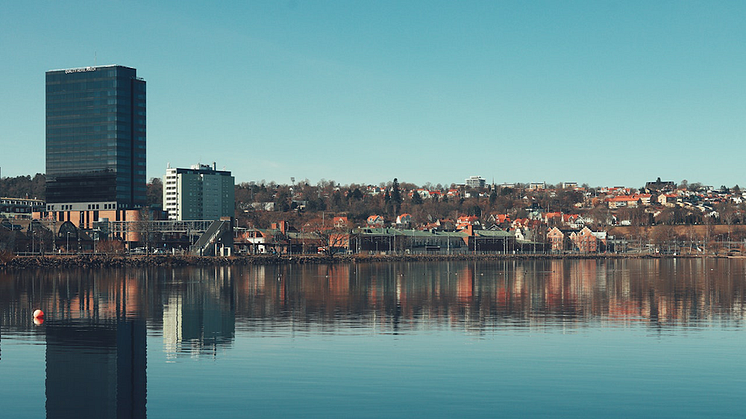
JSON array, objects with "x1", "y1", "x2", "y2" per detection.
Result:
[
  {"x1": 46, "y1": 320, "x2": 147, "y2": 418},
  {"x1": 38, "y1": 267, "x2": 236, "y2": 418},
  {"x1": 45, "y1": 319, "x2": 146, "y2": 419},
  {"x1": 25, "y1": 268, "x2": 150, "y2": 418}
]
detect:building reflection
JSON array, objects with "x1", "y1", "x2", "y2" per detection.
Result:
[
  {"x1": 232, "y1": 258, "x2": 746, "y2": 333},
  {"x1": 1, "y1": 258, "x2": 746, "y2": 357},
  {"x1": 162, "y1": 267, "x2": 235, "y2": 358},
  {"x1": 45, "y1": 319, "x2": 146, "y2": 419},
  {"x1": 0, "y1": 269, "x2": 148, "y2": 418}
]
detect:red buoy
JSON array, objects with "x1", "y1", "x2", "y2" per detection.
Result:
[{"x1": 33, "y1": 309, "x2": 44, "y2": 319}]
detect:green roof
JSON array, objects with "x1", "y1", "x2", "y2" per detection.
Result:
[
  {"x1": 354, "y1": 228, "x2": 467, "y2": 238},
  {"x1": 475, "y1": 229, "x2": 514, "y2": 238}
]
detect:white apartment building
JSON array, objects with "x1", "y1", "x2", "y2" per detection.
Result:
[
  {"x1": 465, "y1": 176, "x2": 486, "y2": 188},
  {"x1": 163, "y1": 163, "x2": 235, "y2": 221}
]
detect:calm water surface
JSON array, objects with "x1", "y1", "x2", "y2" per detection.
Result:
[{"x1": 1, "y1": 259, "x2": 745, "y2": 418}]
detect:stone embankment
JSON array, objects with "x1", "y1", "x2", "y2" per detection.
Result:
[{"x1": 0, "y1": 252, "x2": 701, "y2": 270}]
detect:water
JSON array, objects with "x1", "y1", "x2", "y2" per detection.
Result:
[{"x1": 1, "y1": 259, "x2": 745, "y2": 418}]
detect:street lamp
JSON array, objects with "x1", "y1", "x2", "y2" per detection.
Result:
[
  {"x1": 49, "y1": 217, "x2": 56, "y2": 253},
  {"x1": 66, "y1": 232, "x2": 70, "y2": 254}
]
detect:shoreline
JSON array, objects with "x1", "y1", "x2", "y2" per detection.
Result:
[{"x1": 0, "y1": 252, "x2": 730, "y2": 270}]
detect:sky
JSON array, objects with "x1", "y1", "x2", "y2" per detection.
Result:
[{"x1": 1, "y1": 0, "x2": 745, "y2": 189}]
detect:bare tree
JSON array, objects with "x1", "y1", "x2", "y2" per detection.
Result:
[
  {"x1": 304, "y1": 217, "x2": 352, "y2": 257},
  {"x1": 651, "y1": 224, "x2": 675, "y2": 252},
  {"x1": 97, "y1": 240, "x2": 125, "y2": 255},
  {"x1": 132, "y1": 208, "x2": 161, "y2": 254}
]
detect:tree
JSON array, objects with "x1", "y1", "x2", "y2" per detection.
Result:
[
  {"x1": 30, "y1": 174, "x2": 46, "y2": 199},
  {"x1": 411, "y1": 190, "x2": 423, "y2": 205},
  {"x1": 717, "y1": 202, "x2": 741, "y2": 226},
  {"x1": 147, "y1": 177, "x2": 163, "y2": 207},
  {"x1": 0, "y1": 223, "x2": 19, "y2": 255},
  {"x1": 303, "y1": 217, "x2": 351, "y2": 257},
  {"x1": 651, "y1": 224, "x2": 675, "y2": 250},
  {"x1": 133, "y1": 208, "x2": 161, "y2": 253},
  {"x1": 389, "y1": 178, "x2": 402, "y2": 215},
  {"x1": 331, "y1": 190, "x2": 345, "y2": 211},
  {"x1": 0, "y1": 174, "x2": 46, "y2": 199},
  {"x1": 465, "y1": 201, "x2": 483, "y2": 217},
  {"x1": 97, "y1": 240, "x2": 125, "y2": 255},
  {"x1": 349, "y1": 188, "x2": 364, "y2": 201},
  {"x1": 274, "y1": 189, "x2": 291, "y2": 212}
]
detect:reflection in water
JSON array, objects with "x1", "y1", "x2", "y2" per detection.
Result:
[
  {"x1": 236, "y1": 259, "x2": 746, "y2": 334},
  {"x1": 162, "y1": 268, "x2": 235, "y2": 358},
  {"x1": 0, "y1": 269, "x2": 150, "y2": 418},
  {"x1": 45, "y1": 320, "x2": 146, "y2": 419},
  {"x1": 2, "y1": 259, "x2": 746, "y2": 418},
  {"x1": 0, "y1": 260, "x2": 745, "y2": 339}
]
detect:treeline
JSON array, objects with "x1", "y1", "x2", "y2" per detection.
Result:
[
  {"x1": 7, "y1": 173, "x2": 746, "y2": 232},
  {"x1": 1, "y1": 174, "x2": 162, "y2": 207},
  {"x1": 234, "y1": 178, "x2": 587, "y2": 229},
  {"x1": 232, "y1": 178, "x2": 746, "y2": 231},
  {"x1": 0, "y1": 174, "x2": 45, "y2": 199}
]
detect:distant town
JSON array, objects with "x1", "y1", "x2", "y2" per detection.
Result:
[
  {"x1": 2, "y1": 171, "x2": 746, "y2": 258},
  {"x1": 1, "y1": 64, "x2": 745, "y2": 259}
]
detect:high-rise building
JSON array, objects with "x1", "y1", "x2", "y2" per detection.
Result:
[
  {"x1": 163, "y1": 163, "x2": 235, "y2": 221},
  {"x1": 45, "y1": 65, "x2": 146, "y2": 212}
]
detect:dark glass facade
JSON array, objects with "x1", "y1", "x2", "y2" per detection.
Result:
[{"x1": 46, "y1": 65, "x2": 146, "y2": 208}]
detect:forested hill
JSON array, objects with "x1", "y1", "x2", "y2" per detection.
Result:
[{"x1": 0, "y1": 174, "x2": 45, "y2": 199}]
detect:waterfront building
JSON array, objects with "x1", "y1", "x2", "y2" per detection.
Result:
[
  {"x1": 1, "y1": 197, "x2": 45, "y2": 219},
  {"x1": 163, "y1": 163, "x2": 235, "y2": 220},
  {"x1": 547, "y1": 227, "x2": 568, "y2": 252},
  {"x1": 42, "y1": 65, "x2": 146, "y2": 230}
]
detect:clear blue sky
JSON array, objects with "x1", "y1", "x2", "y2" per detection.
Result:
[{"x1": 1, "y1": 1, "x2": 745, "y2": 188}]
